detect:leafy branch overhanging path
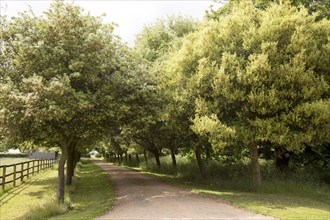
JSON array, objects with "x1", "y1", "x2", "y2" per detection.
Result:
[{"x1": 93, "y1": 161, "x2": 275, "y2": 220}]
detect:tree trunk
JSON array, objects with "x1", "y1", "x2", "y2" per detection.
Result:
[
  {"x1": 66, "y1": 145, "x2": 74, "y2": 185},
  {"x1": 57, "y1": 145, "x2": 67, "y2": 203},
  {"x1": 154, "y1": 152, "x2": 161, "y2": 169},
  {"x1": 128, "y1": 154, "x2": 132, "y2": 163},
  {"x1": 275, "y1": 147, "x2": 290, "y2": 171},
  {"x1": 120, "y1": 154, "x2": 123, "y2": 163},
  {"x1": 136, "y1": 153, "x2": 140, "y2": 163},
  {"x1": 125, "y1": 152, "x2": 128, "y2": 162},
  {"x1": 73, "y1": 149, "x2": 80, "y2": 174},
  {"x1": 143, "y1": 149, "x2": 148, "y2": 166},
  {"x1": 170, "y1": 148, "x2": 177, "y2": 167},
  {"x1": 195, "y1": 146, "x2": 206, "y2": 178},
  {"x1": 250, "y1": 142, "x2": 261, "y2": 186},
  {"x1": 206, "y1": 146, "x2": 211, "y2": 161}
]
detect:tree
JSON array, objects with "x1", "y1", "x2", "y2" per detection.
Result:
[
  {"x1": 121, "y1": 15, "x2": 200, "y2": 169},
  {"x1": 104, "y1": 47, "x2": 165, "y2": 167},
  {"x1": 0, "y1": 0, "x2": 120, "y2": 202},
  {"x1": 168, "y1": 1, "x2": 330, "y2": 186},
  {"x1": 135, "y1": 15, "x2": 199, "y2": 62},
  {"x1": 207, "y1": 0, "x2": 330, "y2": 20}
]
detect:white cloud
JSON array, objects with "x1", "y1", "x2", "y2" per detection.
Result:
[{"x1": 1, "y1": 0, "x2": 213, "y2": 46}]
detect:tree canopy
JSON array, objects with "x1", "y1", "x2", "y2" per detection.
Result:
[{"x1": 166, "y1": 0, "x2": 330, "y2": 185}]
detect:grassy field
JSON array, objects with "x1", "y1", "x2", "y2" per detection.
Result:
[
  {"x1": 0, "y1": 157, "x2": 57, "y2": 193},
  {"x1": 0, "y1": 165, "x2": 60, "y2": 220},
  {"x1": 0, "y1": 159, "x2": 114, "y2": 220},
  {"x1": 0, "y1": 157, "x2": 31, "y2": 166},
  {"x1": 0, "y1": 157, "x2": 33, "y2": 193},
  {"x1": 118, "y1": 155, "x2": 330, "y2": 220}
]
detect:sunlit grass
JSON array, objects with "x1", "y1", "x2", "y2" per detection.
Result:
[
  {"x1": 0, "y1": 157, "x2": 54, "y2": 194},
  {"x1": 0, "y1": 159, "x2": 115, "y2": 220},
  {"x1": 0, "y1": 166, "x2": 60, "y2": 220},
  {"x1": 51, "y1": 160, "x2": 115, "y2": 220},
  {"x1": 0, "y1": 157, "x2": 31, "y2": 166}
]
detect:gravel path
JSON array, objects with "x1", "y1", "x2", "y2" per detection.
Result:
[{"x1": 93, "y1": 161, "x2": 274, "y2": 220}]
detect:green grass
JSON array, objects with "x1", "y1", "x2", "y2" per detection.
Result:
[
  {"x1": 175, "y1": 181, "x2": 330, "y2": 220},
  {"x1": 50, "y1": 160, "x2": 115, "y2": 220},
  {"x1": 0, "y1": 157, "x2": 55, "y2": 194},
  {"x1": 0, "y1": 157, "x2": 31, "y2": 166},
  {"x1": 0, "y1": 157, "x2": 35, "y2": 194},
  {"x1": 0, "y1": 166, "x2": 60, "y2": 220},
  {"x1": 119, "y1": 155, "x2": 330, "y2": 220},
  {"x1": 0, "y1": 159, "x2": 115, "y2": 220}
]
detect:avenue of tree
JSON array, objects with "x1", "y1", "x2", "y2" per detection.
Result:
[{"x1": 0, "y1": 0, "x2": 329, "y2": 202}]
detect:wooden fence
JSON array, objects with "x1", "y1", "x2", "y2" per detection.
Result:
[{"x1": 0, "y1": 159, "x2": 57, "y2": 191}]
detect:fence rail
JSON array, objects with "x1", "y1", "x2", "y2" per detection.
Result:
[{"x1": 0, "y1": 159, "x2": 57, "y2": 191}]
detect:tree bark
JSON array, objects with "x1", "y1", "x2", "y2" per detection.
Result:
[
  {"x1": 275, "y1": 147, "x2": 289, "y2": 171},
  {"x1": 195, "y1": 146, "x2": 206, "y2": 179},
  {"x1": 206, "y1": 146, "x2": 211, "y2": 161},
  {"x1": 57, "y1": 145, "x2": 67, "y2": 203},
  {"x1": 128, "y1": 154, "x2": 132, "y2": 163},
  {"x1": 143, "y1": 149, "x2": 148, "y2": 166},
  {"x1": 136, "y1": 153, "x2": 140, "y2": 163},
  {"x1": 250, "y1": 142, "x2": 261, "y2": 186},
  {"x1": 66, "y1": 145, "x2": 74, "y2": 185},
  {"x1": 73, "y1": 150, "x2": 80, "y2": 170},
  {"x1": 154, "y1": 152, "x2": 161, "y2": 169},
  {"x1": 170, "y1": 148, "x2": 177, "y2": 167}
]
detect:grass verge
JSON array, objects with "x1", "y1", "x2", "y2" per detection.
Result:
[
  {"x1": 50, "y1": 159, "x2": 115, "y2": 220},
  {"x1": 0, "y1": 159, "x2": 114, "y2": 220},
  {"x1": 118, "y1": 156, "x2": 330, "y2": 220}
]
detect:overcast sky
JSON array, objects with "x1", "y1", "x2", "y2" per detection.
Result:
[{"x1": 1, "y1": 0, "x2": 215, "y2": 46}]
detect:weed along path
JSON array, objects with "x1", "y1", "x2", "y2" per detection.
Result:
[{"x1": 93, "y1": 161, "x2": 275, "y2": 220}]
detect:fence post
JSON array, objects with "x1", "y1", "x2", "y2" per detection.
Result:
[
  {"x1": 13, "y1": 165, "x2": 16, "y2": 187},
  {"x1": 32, "y1": 160, "x2": 35, "y2": 175},
  {"x1": 2, "y1": 166, "x2": 6, "y2": 191},
  {"x1": 27, "y1": 162, "x2": 30, "y2": 178},
  {"x1": 37, "y1": 160, "x2": 40, "y2": 173},
  {"x1": 21, "y1": 163, "x2": 24, "y2": 181}
]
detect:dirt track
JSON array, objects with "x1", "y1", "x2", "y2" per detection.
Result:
[{"x1": 93, "y1": 161, "x2": 274, "y2": 220}]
